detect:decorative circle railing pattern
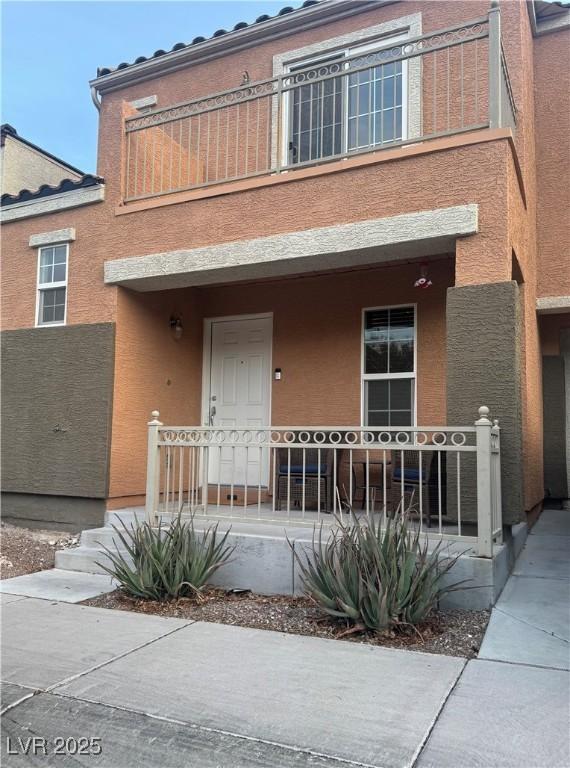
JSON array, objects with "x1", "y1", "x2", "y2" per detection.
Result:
[
  {"x1": 158, "y1": 427, "x2": 476, "y2": 448},
  {"x1": 126, "y1": 80, "x2": 278, "y2": 131}
]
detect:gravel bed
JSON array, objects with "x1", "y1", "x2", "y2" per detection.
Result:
[
  {"x1": 0, "y1": 523, "x2": 78, "y2": 579},
  {"x1": 85, "y1": 588, "x2": 490, "y2": 659}
]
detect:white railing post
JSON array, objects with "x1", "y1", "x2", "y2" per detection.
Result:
[
  {"x1": 475, "y1": 405, "x2": 493, "y2": 557},
  {"x1": 488, "y1": 0, "x2": 502, "y2": 128},
  {"x1": 492, "y1": 418, "x2": 503, "y2": 542},
  {"x1": 145, "y1": 410, "x2": 163, "y2": 524},
  {"x1": 201, "y1": 445, "x2": 209, "y2": 514}
]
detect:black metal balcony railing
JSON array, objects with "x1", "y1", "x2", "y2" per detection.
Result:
[{"x1": 123, "y1": 5, "x2": 516, "y2": 203}]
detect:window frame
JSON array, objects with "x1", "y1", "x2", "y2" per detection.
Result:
[
  {"x1": 281, "y1": 31, "x2": 410, "y2": 168},
  {"x1": 35, "y1": 243, "x2": 68, "y2": 328},
  {"x1": 360, "y1": 303, "x2": 417, "y2": 428}
]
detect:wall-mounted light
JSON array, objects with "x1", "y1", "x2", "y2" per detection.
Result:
[
  {"x1": 169, "y1": 315, "x2": 183, "y2": 340},
  {"x1": 414, "y1": 262, "x2": 433, "y2": 290}
]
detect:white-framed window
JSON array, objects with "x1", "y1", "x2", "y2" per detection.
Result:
[
  {"x1": 284, "y1": 33, "x2": 408, "y2": 167},
  {"x1": 36, "y1": 244, "x2": 68, "y2": 326},
  {"x1": 361, "y1": 305, "x2": 416, "y2": 427}
]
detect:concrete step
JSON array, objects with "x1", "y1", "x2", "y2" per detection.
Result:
[
  {"x1": 80, "y1": 526, "x2": 127, "y2": 550},
  {"x1": 105, "y1": 508, "x2": 145, "y2": 526},
  {"x1": 55, "y1": 546, "x2": 131, "y2": 575}
]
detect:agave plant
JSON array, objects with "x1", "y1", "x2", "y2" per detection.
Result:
[
  {"x1": 97, "y1": 513, "x2": 235, "y2": 601},
  {"x1": 293, "y1": 511, "x2": 466, "y2": 632}
]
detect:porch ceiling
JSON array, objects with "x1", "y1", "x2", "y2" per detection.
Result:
[{"x1": 104, "y1": 204, "x2": 478, "y2": 292}]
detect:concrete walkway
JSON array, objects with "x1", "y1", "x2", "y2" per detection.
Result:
[
  {"x1": 418, "y1": 507, "x2": 570, "y2": 767},
  {"x1": 479, "y1": 507, "x2": 570, "y2": 669},
  {"x1": 0, "y1": 568, "x2": 116, "y2": 603},
  {"x1": 1, "y1": 508, "x2": 568, "y2": 767}
]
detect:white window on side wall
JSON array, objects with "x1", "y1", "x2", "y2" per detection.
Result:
[
  {"x1": 362, "y1": 305, "x2": 416, "y2": 427},
  {"x1": 36, "y1": 244, "x2": 68, "y2": 326}
]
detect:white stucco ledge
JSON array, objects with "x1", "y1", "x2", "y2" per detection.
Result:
[
  {"x1": 536, "y1": 296, "x2": 570, "y2": 314},
  {"x1": 1, "y1": 185, "x2": 104, "y2": 223},
  {"x1": 29, "y1": 228, "x2": 76, "y2": 247},
  {"x1": 129, "y1": 95, "x2": 157, "y2": 110},
  {"x1": 104, "y1": 204, "x2": 478, "y2": 291}
]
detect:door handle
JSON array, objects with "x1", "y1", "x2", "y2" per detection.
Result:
[{"x1": 209, "y1": 405, "x2": 216, "y2": 425}]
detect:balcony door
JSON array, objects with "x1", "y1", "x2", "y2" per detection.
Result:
[
  {"x1": 285, "y1": 33, "x2": 408, "y2": 167},
  {"x1": 204, "y1": 314, "x2": 272, "y2": 488}
]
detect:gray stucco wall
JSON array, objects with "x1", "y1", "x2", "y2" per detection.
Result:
[
  {"x1": 1, "y1": 494, "x2": 106, "y2": 532},
  {"x1": 447, "y1": 281, "x2": 524, "y2": 525},
  {"x1": 1, "y1": 323, "x2": 115, "y2": 527},
  {"x1": 542, "y1": 356, "x2": 568, "y2": 499}
]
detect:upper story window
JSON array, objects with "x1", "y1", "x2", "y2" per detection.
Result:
[
  {"x1": 285, "y1": 34, "x2": 408, "y2": 167},
  {"x1": 362, "y1": 305, "x2": 416, "y2": 427},
  {"x1": 36, "y1": 244, "x2": 68, "y2": 326}
]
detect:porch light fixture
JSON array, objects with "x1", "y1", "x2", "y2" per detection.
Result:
[
  {"x1": 414, "y1": 262, "x2": 433, "y2": 290},
  {"x1": 169, "y1": 315, "x2": 183, "y2": 340}
]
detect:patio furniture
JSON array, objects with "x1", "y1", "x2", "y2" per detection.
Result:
[
  {"x1": 350, "y1": 459, "x2": 391, "y2": 510},
  {"x1": 388, "y1": 450, "x2": 447, "y2": 527},
  {"x1": 275, "y1": 447, "x2": 334, "y2": 511}
]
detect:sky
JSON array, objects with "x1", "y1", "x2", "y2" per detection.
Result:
[{"x1": 1, "y1": 0, "x2": 299, "y2": 173}]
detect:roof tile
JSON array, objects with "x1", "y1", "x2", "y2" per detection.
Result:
[{"x1": 96, "y1": 0, "x2": 320, "y2": 78}]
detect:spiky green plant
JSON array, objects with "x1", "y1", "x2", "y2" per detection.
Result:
[
  {"x1": 293, "y1": 511, "x2": 466, "y2": 632},
  {"x1": 97, "y1": 514, "x2": 235, "y2": 601}
]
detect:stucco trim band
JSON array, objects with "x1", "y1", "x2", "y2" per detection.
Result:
[
  {"x1": 105, "y1": 204, "x2": 478, "y2": 291},
  {"x1": 29, "y1": 228, "x2": 76, "y2": 247},
  {"x1": 536, "y1": 296, "x2": 570, "y2": 313},
  {"x1": 1, "y1": 185, "x2": 105, "y2": 223}
]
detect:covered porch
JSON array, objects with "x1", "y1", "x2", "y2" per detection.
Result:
[{"x1": 107, "y1": 262, "x2": 505, "y2": 560}]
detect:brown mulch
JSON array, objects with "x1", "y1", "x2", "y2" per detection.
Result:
[
  {"x1": 0, "y1": 523, "x2": 78, "y2": 579},
  {"x1": 84, "y1": 587, "x2": 490, "y2": 659}
]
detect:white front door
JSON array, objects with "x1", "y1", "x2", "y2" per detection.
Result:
[{"x1": 207, "y1": 315, "x2": 272, "y2": 487}]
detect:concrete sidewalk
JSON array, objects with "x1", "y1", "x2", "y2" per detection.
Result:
[
  {"x1": 418, "y1": 507, "x2": 570, "y2": 768},
  {"x1": 1, "y1": 509, "x2": 569, "y2": 767},
  {"x1": 0, "y1": 595, "x2": 464, "y2": 768}
]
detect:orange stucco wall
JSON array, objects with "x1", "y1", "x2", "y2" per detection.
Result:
[
  {"x1": 503, "y1": 0, "x2": 543, "y2": 515},
  {"x1": 534, "y1": 28, "x2": 570, "y2": 299}
]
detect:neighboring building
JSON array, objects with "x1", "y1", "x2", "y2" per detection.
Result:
[
  {"x1": 0, "y1": 124, "x2": 84, "y2": 196},
  {"x1": 1, "y1": 0, "x2": 569, "y2": 556}
]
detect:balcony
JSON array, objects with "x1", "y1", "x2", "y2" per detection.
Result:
[{"x1": 123, "y1": 7, "x2": 516, "y2": 204}]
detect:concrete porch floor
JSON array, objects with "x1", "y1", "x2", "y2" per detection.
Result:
[{"x1": 110, "y1": 503, "x2": 479, "y2": 538}]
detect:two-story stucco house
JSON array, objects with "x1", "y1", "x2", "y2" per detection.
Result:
[{"x1": 1, "y1": 0, "x2": 569, "y2": 603}]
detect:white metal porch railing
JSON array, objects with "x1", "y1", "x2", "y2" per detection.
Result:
[
  {"x1": 124, "y1": 5, "x2": 516, "y2": 202},
  {"x1": 145, "y1": 407, "x2": 503, "y2": 558}
]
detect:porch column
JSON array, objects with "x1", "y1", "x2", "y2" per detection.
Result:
[{"x1": 446, "y1": 281, "x2": 524, "y2": 525}]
